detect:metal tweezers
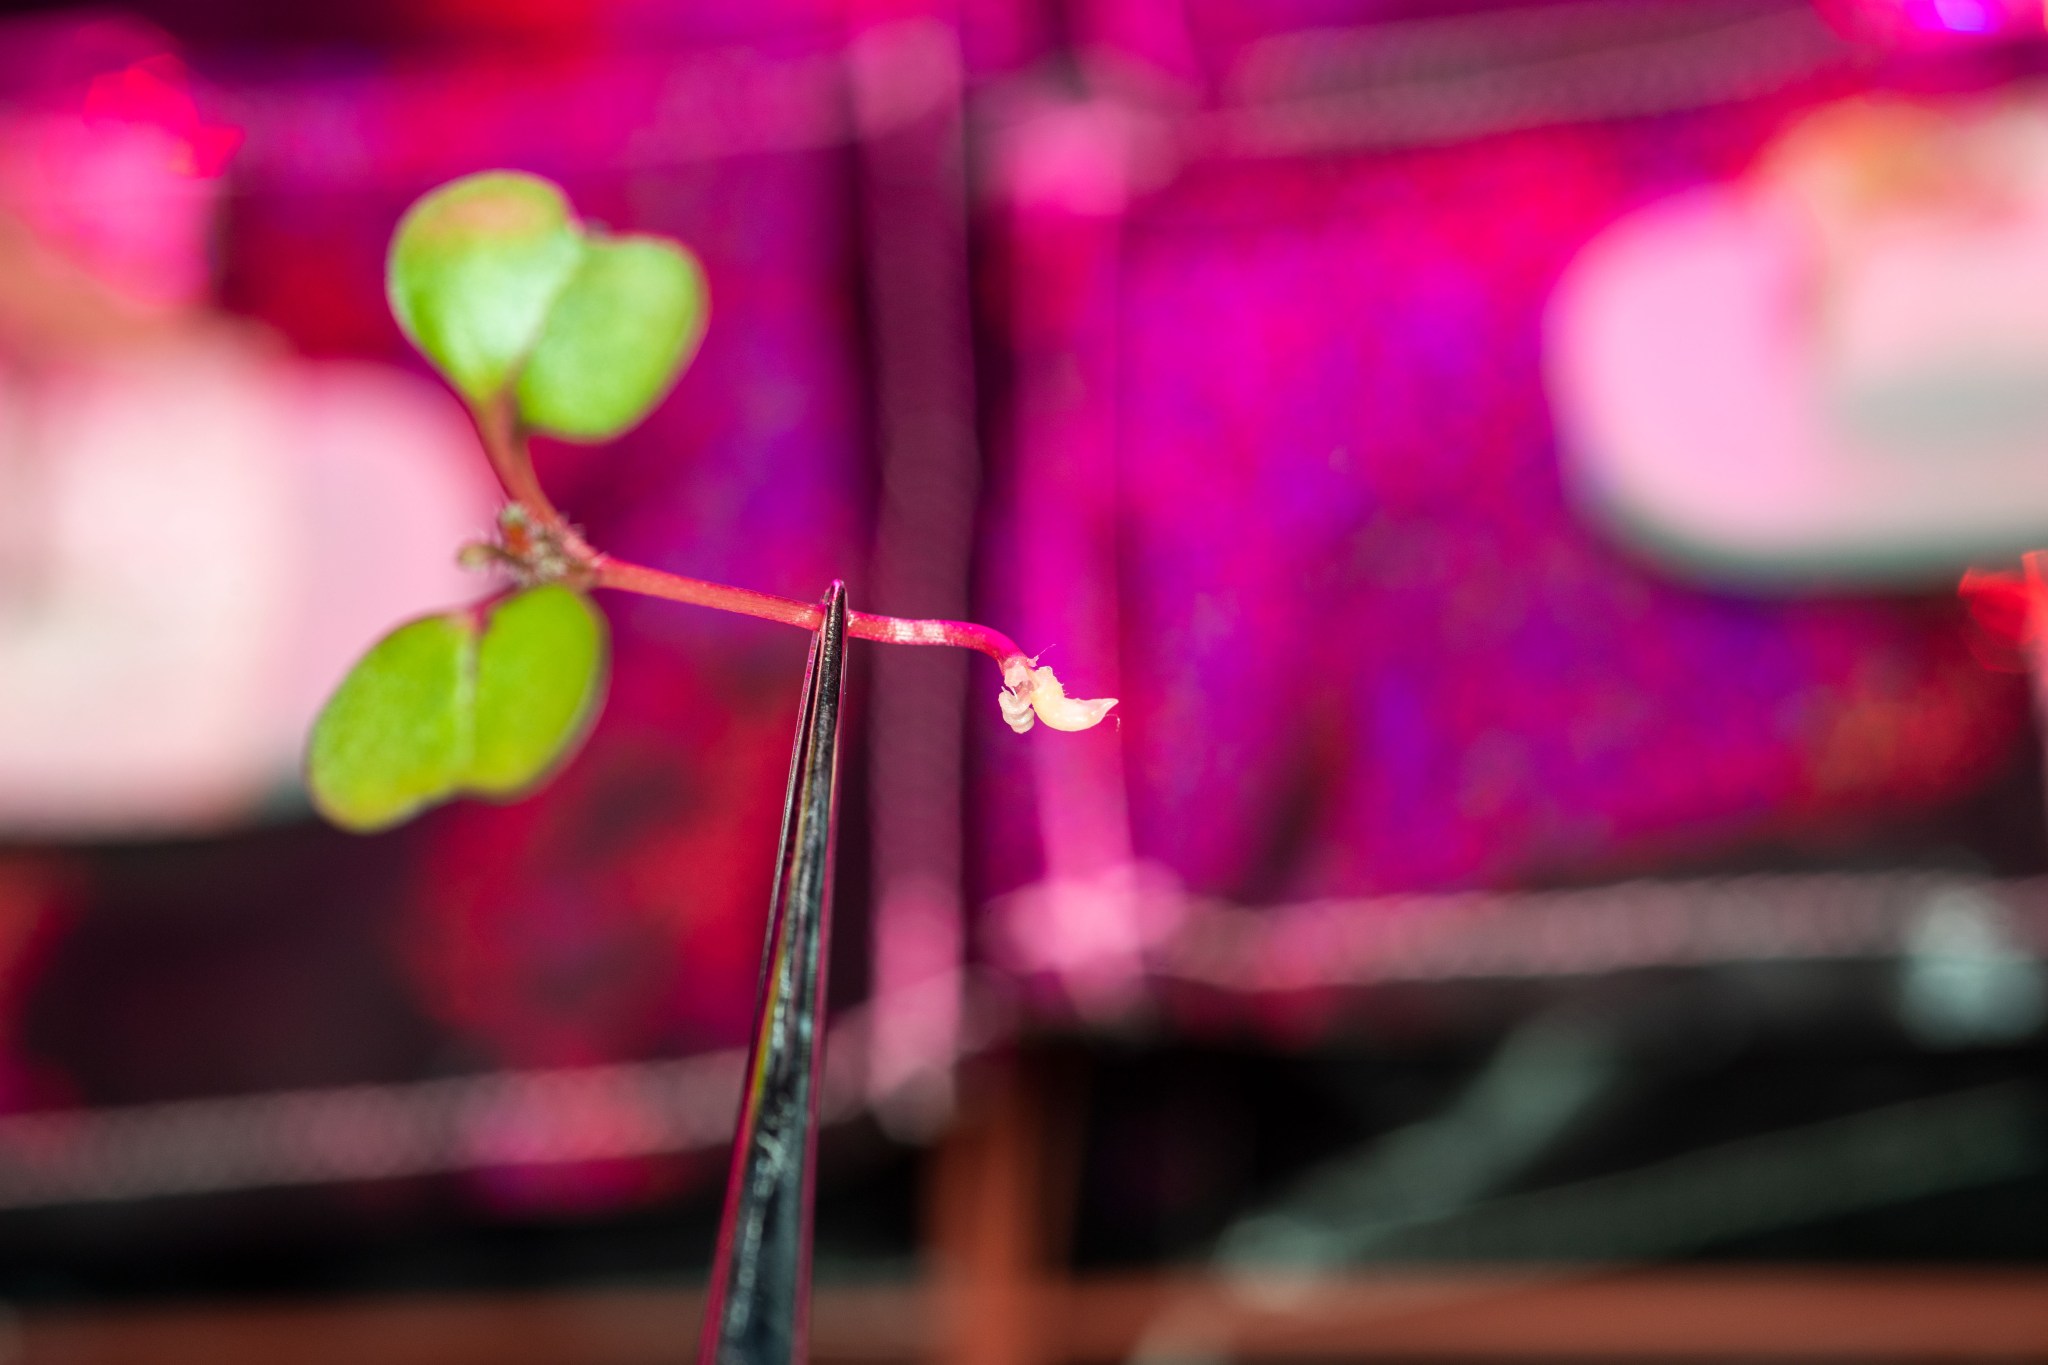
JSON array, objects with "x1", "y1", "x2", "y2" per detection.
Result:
[{"x1": 698, "y1": 582, "x2": 848, "y2": 1365}]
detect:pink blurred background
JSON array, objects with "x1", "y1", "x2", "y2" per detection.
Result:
[{"x1": 0, "y1": 0, "x2": 2046, "y2": 1358}]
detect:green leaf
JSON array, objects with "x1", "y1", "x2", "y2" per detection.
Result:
[
  {"x1": 306, "y1": 613, "x2": 472, "y2": 833},
  {"x1": 387, "y1": 171, "x2": 586, "y2": 405},
  {"x1": 306, "y1": 587, "x2": 610, "y2": 833},
  {"x1": 467, "y1": 585, "x2": 608, "y2": 795},
  {"x1": 515, "y1": 235, "x2": 708, "y2": 441}
]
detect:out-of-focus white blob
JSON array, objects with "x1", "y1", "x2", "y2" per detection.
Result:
[
  {"x1": 1547, "y1": 89, "x2": 2048, "y2": 585},
  {"x1": 0, "y1": 344, "x2": 497, "y2": 837},
  {"x1": 1898, "y1": 887, "x2": 2046, "y2": 1047},
  {"x1": 0, "y1": 29, "x2": 496, "y2": 837},
  {"x1": 999, "y1": 657, "x2": 1117, "y2": 735},
  {"x1": 987, "y1": 860, "x2": 1184, "y2": 1018}
]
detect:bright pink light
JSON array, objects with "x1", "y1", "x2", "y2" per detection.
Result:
[
  {"x1": 80, "y1": 55, "x2": 241, "y2": 178},
  {"x1": 1820, "y1": 0, "x2": 2047, "y2": 44},
  {"x1": 1931, "y1": 0, "x2": 1993, "y2": 31}
]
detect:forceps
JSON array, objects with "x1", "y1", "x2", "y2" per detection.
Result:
[{"x1": 698, "y1": 581, "x2": 847, "y2": 1365}]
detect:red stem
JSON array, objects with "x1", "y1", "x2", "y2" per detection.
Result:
[
  {"x1": 592, "y1": 558, "x2": 1026, "y2": 667},
  {"x1": 471, "y1": 404, "x2": 1030, "y2": 670},
  {"x1": 475, "y1": 399, "x2": 569, "y2": 529}
]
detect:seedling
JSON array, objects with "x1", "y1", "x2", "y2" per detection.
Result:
[{"x1": 307, "y1": 171, "x2": 1114, "y2": 832}]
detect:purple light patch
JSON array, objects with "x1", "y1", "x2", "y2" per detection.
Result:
[{"x1": 1931, "y1": 0, "x2": 1993, "y2": 32}]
